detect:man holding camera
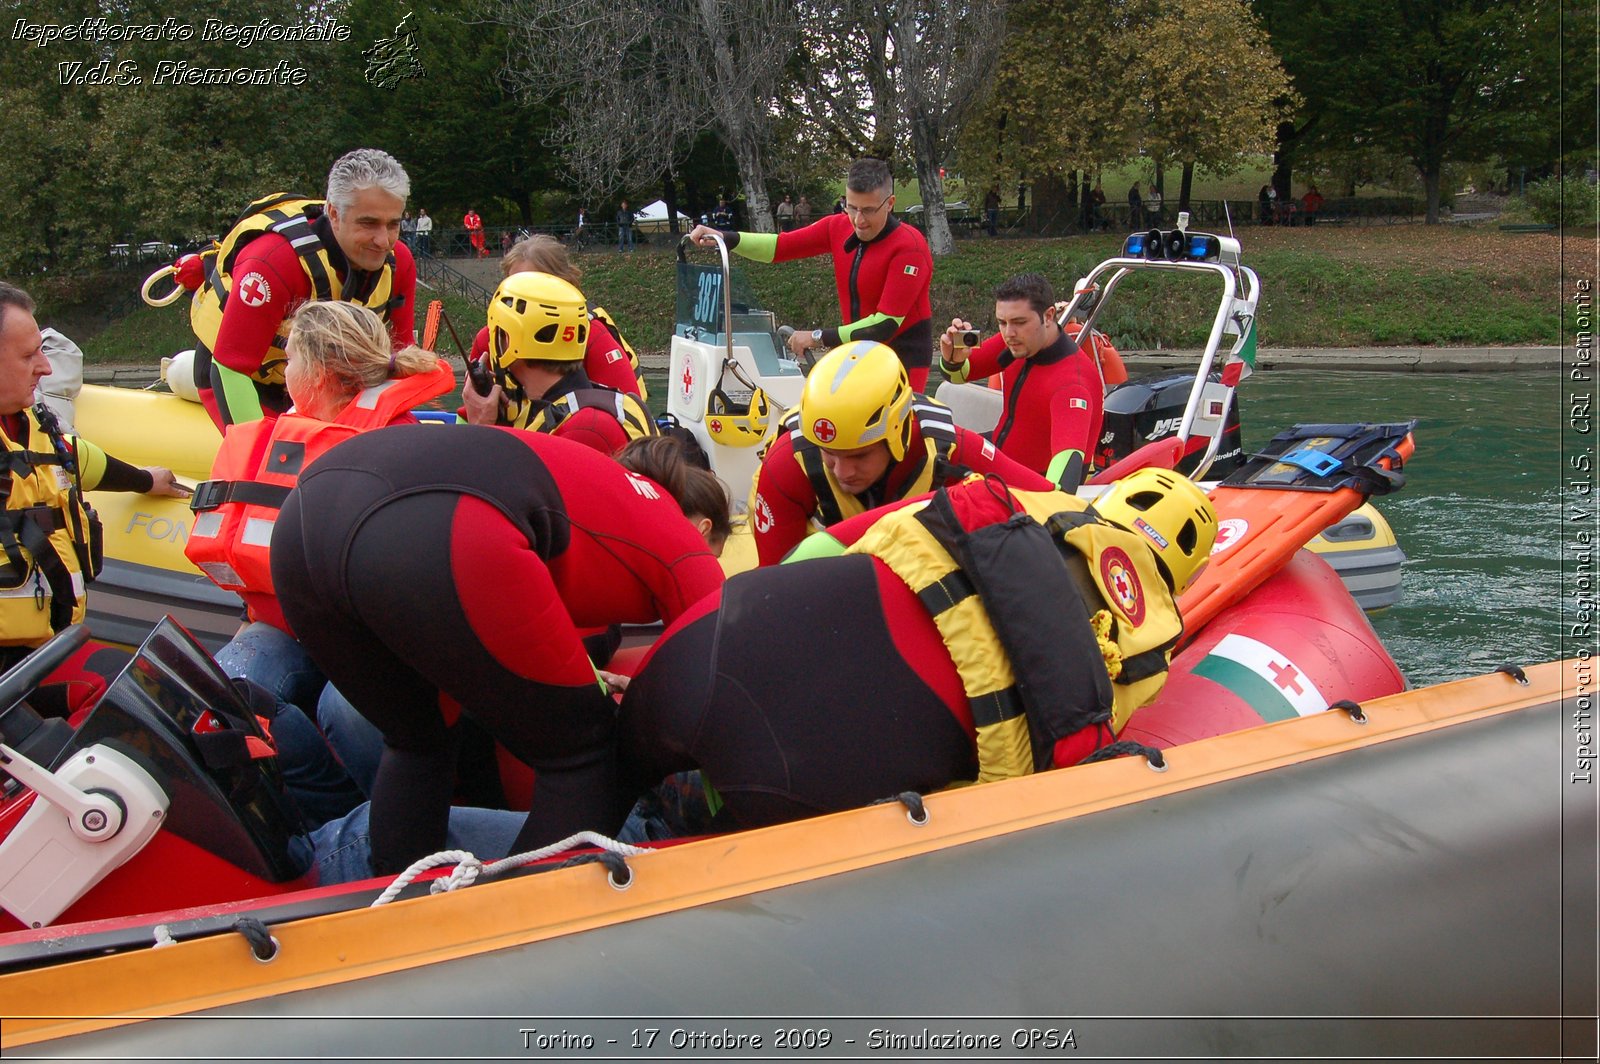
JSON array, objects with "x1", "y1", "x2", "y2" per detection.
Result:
[
  {"x1": 938, "y1": 273, "x2": 1104, "y2": 492},
  {"x1": 687, "y1": 158, "x2": 935, "y2": 391}
]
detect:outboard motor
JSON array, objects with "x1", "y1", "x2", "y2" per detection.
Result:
[{"x1": 1097, "y1": 370, "x2": 1245, "y2": 479}]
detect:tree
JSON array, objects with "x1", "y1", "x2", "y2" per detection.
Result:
[
  {"x1": 783, "y1": 0, "x2": 1008, "y2": 254},
  {"x1": 891, "y1": 1, "x2": 1009, "y2": 254},
  {"x1": 785, "y1": 1, "x2": 903, "y2": 161},
  {"x1": 0, "y1": 0, "x2": 335, "y2": 279},
  {"x1": 961, "y1": 0, "x2": 1289, "y2": 229},
  {"x1": 1130, "y1": 0, "x2": 1295, "y2": 211},
  {"x1": 491, "y1": 0, "x2": 797, "y2": 231},
  {"x1": 0, "y1": 0, "x2": 108, "y2": 278},
  {"x1": 1258, "y1": 0, "x2": 1559, "y2": 222},
  {"x1": 331, "y1": 2, "x2": 563, "y2": 225}
]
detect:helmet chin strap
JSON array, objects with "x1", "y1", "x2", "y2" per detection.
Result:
[{"x1": 495, "y1": 362, "x2": 522, "y2": 400}]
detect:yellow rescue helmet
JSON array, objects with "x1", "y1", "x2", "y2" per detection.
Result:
[
  {"x1": 799, "y1": 341, "x2": 914, "y2": 459},
  {"x1": 1094, "y1": 467, "x2": 1218, "y2": 592},
  {"x1": 487, "y1": 271, "x2": 588, "y2": 368}
]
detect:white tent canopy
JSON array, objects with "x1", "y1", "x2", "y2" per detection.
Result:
[{"x1": 634, "y1": 199, "x2": 691, "y2": 230}]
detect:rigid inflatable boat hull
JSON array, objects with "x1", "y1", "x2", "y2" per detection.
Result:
[
  {"x1": 2, "y1": 665, "x2": 1590, "y2": 1059},
  {"x1": 1128, "y1": 549, "x2": 1406, "y2": 746}
]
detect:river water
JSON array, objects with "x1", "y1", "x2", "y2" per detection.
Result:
[
  {"x1": 647, "y1": 366, "x2": 1568, "y2": 688},
  {"x1": 1236, "y1": 370, "x2": 1565, "y2": 687}
]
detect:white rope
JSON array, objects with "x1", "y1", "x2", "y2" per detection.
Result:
[{"x1": 370, "y1": 832, "x2": 648, "y2": 907}]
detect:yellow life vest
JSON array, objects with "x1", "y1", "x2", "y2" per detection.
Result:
[
  {"x1": 847, "y1": 483, "x2": 1182, "y2": 782},
  {"x1": 783, "y1": 396, "x2": 960, "y2": 530},
  {"x1": 507, "y1": 384, "x2": 657, "y2": 444},
  {"x1": 188, "y1": 194, "x2": 400, "y2": 386},
  {"x1": 588, "y1": 305, "x2": 647, "y2": 401},
  {"x1": 0, "y1": 408, "x2": 100, "y2": 646}
]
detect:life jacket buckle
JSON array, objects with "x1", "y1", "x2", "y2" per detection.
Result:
[{"x1": 190, "y1": 479, "x2": 229, "y2": 513}]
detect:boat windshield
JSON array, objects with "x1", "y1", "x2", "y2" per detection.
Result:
[{"x1": 674, "y1": 260, "x2": 800, "y2": 377}]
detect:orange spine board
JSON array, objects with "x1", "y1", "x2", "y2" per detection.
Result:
[{"x1": 1178, "y1": 433, "x2": 1415, "y2": 638}]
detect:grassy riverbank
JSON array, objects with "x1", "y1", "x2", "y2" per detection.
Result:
[{"x1": 74, "y1": 225, "x2": 1584, "y2": 365}]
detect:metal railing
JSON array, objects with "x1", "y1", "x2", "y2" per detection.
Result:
[
  {"x1": 414, "y1": 250, "x2": 494, "y2": 310},
  {"x1": 420, "y1": 221, "x2": 668, "y2": 259},
  {"x1": 917, "y1": 196, "x2": 1432, "y2": 237}
]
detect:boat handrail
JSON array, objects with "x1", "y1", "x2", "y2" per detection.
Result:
[{"x1": 1064, "y1": 253, "x2": 1250, "y2": 482}]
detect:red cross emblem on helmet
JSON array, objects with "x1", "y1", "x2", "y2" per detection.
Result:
[
  {"x1": 1099, "y1": 546, "x2": 1146, "y2": 626},
  {"x1": 811, "y1": 417, "x2": 837, "y2": 443},
  {"x1": 708, "y1": 418, "x2": 722, "y2": 433}
]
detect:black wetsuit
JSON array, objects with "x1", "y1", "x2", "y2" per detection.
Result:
[
  {"x1": 618, "y1": 554, "x2": 977, "y2": 829},
  {"x1": 271, "y1": 424, "x2": 724, "y2": 873}
]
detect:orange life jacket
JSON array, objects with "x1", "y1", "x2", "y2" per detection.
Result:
[{"x1": 185, "y1": 360, "x2": 455, "y2": 629}]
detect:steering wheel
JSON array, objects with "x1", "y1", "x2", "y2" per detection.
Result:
[{"x1": 0, "y1": 624, "x2": 90, "y2": 720}]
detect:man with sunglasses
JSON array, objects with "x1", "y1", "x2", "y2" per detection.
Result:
[{"x1": 688, "y1": 158, "x2": 935, "y2": 391}]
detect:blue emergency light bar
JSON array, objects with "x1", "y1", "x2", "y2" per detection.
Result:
[{"x1": 1122, "y1": 230, "x2": 1223, "y2": 263}]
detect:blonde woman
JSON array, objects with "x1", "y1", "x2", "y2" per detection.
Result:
[{"x1": 187, "y1": 301, "x2": 456, "y2": 826}]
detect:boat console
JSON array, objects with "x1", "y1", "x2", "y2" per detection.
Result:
[{"x1": 0, "y1": 620, "x2": 312, "y2": 930}]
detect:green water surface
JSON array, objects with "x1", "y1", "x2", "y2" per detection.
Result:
[{"x1": 1238, "y1": 370, "x2": 1566, "y2": 687}]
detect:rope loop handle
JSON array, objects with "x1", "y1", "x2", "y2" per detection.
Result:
[
  {"x1": 141, "y1": 265, "x2": 186, "y2": 307},
  {"x1": 232, "y1": 916, "x2": 279, "y2": 963},
  {"x1": 1331, "y1": 698, "x2": 1368, "y2": 725},
  {"x1": 1494, "y1": 664, "x2": 1530, "y2": 687},
  {"x1": 1080, "y1": 739, "x2": 1168, "y2": 772},
  {"x1": 372, "y1": 833, "x2": 648, "y2": 907},
  {"x1": 873, "y1": 791, "x2": 929, "y2": 825}
]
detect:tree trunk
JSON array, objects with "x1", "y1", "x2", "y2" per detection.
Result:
[
  {"x1": 1271, "y1": 163, "x2": 1291, "y2": 201},
  {"x1": 729, "y1": 133, "x2": 776, "y2": 232},
  {"x1": 683, "y1": 176, "x2": 701, "y2": 226},
  {"x1": 663, "y1": 176, "x2": 683, "y2": 237},
  {"x1": 1154, "y1": 163, "x2": 1165, "y2": 198},
  {"x1": 695, "y1": 0, "x2": 781, "y2": 233},
  {"x1": 1031, "y1": 173, "x2": 1070, "y2": 234},
  {"x1": 1272, "y1": 123, "x2": 1294, "y2": 203},
  {"x1": 912, "y1": 139, "x2": 954, "y2": 256},
  {"x1": 1421, "y1": 165, "x2": 1442, "y2": 224},
  {"x1": 1179, "y1": 162, "x2": 1195, "y2": 212}
]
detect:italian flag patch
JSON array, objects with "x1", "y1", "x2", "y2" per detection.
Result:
[
  {"x1": 1190, "y1": 633, "x2": 1328, "y2": 722},
  {"x1": 904, "y1": 265, "x2": 920, "y2": 276}
]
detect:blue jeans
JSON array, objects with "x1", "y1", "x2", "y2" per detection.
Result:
[
  {"x1": 617, "y1": 771, "x2": 721, "y2": 843},
  {"x1": 317, "y1": 683, "x2": 386, "y2": 798},
  {"x1": 216, "y1": 623, "x2": 365, "y2": 829},
  {"x1": 617, "y1": 227, "x2": 634, "y2": 251},
  {"x1": 217, "y1": 621, "x2": 324, "y2": 712},
  {"x1": 310, "y1": 801, "x2": 527, "y2": 885}
]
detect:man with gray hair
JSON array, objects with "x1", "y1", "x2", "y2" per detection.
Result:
[{"x1": 188, "y1": 148, "x2": 417, "y2": 427}]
